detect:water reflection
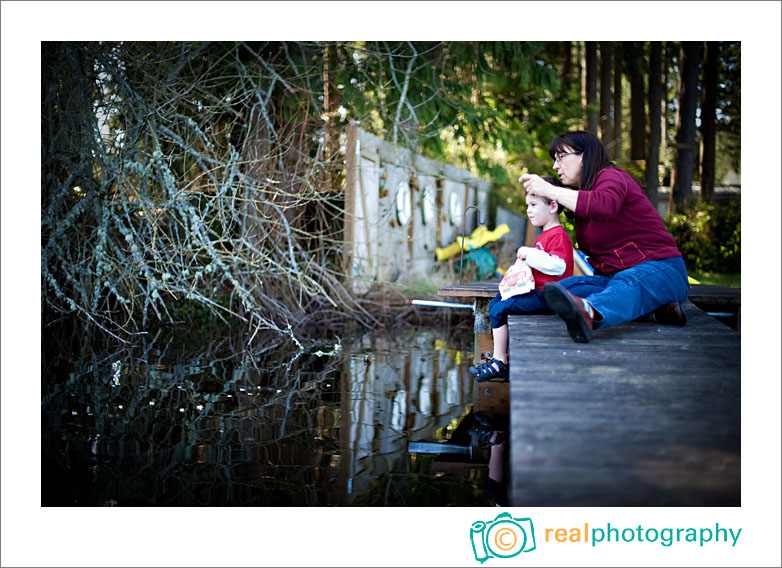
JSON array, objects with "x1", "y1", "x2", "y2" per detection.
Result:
[{"x1": 42, "y1": 326, "x2": 494, "y2": 506}]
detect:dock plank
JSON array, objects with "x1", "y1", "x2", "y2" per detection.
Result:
[
  {"x1": 507, "y1": 301, "x2": 740, "y2": 506},
  {"x1": 439, "y1": 281, "x2": 739, "y2": 305}
]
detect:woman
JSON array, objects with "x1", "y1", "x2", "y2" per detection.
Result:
[{"x1": 520, "y1": 131, "x2": 689, "y2": 343}]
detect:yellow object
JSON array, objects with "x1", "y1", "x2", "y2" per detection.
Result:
[
  {"x1": 688, "y1": 276, "x2": 701, "y2": 284},
  {"x1": 434, "y1": 224, "x2": 511, "y2": 262}
]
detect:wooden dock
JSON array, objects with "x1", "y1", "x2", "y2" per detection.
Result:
[
  {"x1": 438, "y1": 281, "x2": 740, "y2": 315},
  {"x1": 506, "y1": 300, "x2": 740, "y2": 506},
  {"x1": 437, "y1": 281, "x2": 741, "y2": 506}
]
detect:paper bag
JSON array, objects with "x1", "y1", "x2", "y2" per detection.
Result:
[{"x1": 498, "y1": 260, "x2": 535, "y2": 301}]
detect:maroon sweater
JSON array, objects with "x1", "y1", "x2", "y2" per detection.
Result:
[{"x1": 574, "y1": 167, "x2": 681, "y2": 275}]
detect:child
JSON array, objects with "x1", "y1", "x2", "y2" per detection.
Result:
[{"x1": 469, "y1": 179, "x2": 574, "y2": 382}]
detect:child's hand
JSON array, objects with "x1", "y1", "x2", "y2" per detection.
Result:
[{"x1": 516, "y1": 246, "x2": 533, "y2": 261}]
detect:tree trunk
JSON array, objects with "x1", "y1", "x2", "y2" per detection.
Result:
[
  {"x1": 322, "y1": 45, "x2": 331, "y2": 160},
  {"x1": 670, "y1": 42, "x2": 701, "y2": 212},
  {"x1": 661, "y1": 42, "x2": 670, "y2": 186},
  {"x1": 646, "y1": 41, "x2": 662, "y2": 209},
  {"x1": 583, "y1": 41, "x2": 598, "y2": 134},
  {"x1": 628, "y1": 43, "x2": 646, "y2": 161},
  {"x1": 700, "y1": 41, "x2": 718, "y2": 203},
  {"x1": 562, "y1": 41, "x2": 573, "y2": 88},
  {"x1": 599, "y1": 42, "x2": 614, "y2": 152},
  {"x1": 613, "y1": 47, "x2": 623, "y2": 162}
]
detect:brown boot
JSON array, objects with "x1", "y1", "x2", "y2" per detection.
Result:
[
  {"x1": 543, "y1": 282, "x2": 594, "y2": 343},
  {"x1": 652, "y1": 302, "x2": 687, "y2": 326}
]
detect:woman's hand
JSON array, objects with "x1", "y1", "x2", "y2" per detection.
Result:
[
  {"x1": 516, "y1": 246, "x2": 533, "y2": 261},
  {"x1": 519, "y1": 174, "x2": 555, "y2": 200}
]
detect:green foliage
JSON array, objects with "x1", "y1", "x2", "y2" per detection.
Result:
[
  {"x1": 335, "y1": 41, "x2": 577, "y2": 213},
  {"x1": 688, "y1": 271, "x2": 741, "y2": 288},
  {"x1": 664, "y1": 201, "x2": 740, "y2": 274},
  {"x1": 169, "y1": 297, "x2": 230, "y2": 329},
  {"x1": 561, "y1": 213, "x2": 577, "y2": 248},
  {"x1": 619, "y1": 160, "x2": 647, "y2": 182}
]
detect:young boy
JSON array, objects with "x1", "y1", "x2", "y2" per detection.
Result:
[{"x1": 469, "y1": 182, "x2": 574, "y2": 382}]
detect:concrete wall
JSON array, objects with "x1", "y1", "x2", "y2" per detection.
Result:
[{"x1": 344, "y1": 126, "x2": 493, "y2": 294}]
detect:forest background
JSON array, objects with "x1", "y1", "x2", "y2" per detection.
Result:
[
  {"x1": 4, "y1": 3, "x2": 781, "y2": 568},
  {"x1": 40, "y1": 38, "x2": 742, "y2": 343}
]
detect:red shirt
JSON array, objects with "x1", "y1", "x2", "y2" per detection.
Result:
[
  {"x1": 532, "y1": 225, "x2": 574, "y2": 289},
  {"x1": 574, "y1": 167, "x2": 682, "y2": 275}
]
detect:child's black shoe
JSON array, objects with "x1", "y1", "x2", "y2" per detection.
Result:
[
  {"x1": 469, "y1": 427, "x2": 505, "y2": 446},
  {"x1": 470, "y1": 358, "x2": 509, "y2": 382}
]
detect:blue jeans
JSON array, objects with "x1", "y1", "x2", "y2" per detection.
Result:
[
  {"x1": 557, "y1": 256, "x2": 689, "y2": 329},
  {"x1": 489, "y1": 289, "x2": 551, "y2": 329}
]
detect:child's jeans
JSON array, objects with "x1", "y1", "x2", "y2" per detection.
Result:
[
  {"x1": 557, "y1": 256, "x2": 689, "y2": 329},
  {"x1": 489, "y1": 289, "x2": 550, "y2": 329}
]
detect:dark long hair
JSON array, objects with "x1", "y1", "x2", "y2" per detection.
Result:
[
  {"x1": 540, "y1": 176, "x2": 566, "y2": 215},
  {"x1": 548, "y1": 131, "x2": 614, "y2": 191}
]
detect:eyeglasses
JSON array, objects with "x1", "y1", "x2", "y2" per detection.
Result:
[{"x1": 554, "y1": 151, "x2": 580, "y2": 164}]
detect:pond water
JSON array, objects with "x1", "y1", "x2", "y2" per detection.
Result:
[{"x1": 42, "y1": 322, "x2": 496, "y2": 506}]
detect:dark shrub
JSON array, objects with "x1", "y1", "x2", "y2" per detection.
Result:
[{"x1": 665, "y1": 201, "x2": 740, "y2": 274}]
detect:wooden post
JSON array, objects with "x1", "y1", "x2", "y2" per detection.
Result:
[
  {"x1": 435, "y1": 178, "x2": 444, "y2": 248},
  {"x1": 472, "y1": 297, "x2": 510, "y2": 417},
  {"x1": 341, "y1": 125, "x2": 359, "y2": 275},
  {"x1": 462, "y1": 183, "x2": 471, "y2": 232},
  {"x1": 473, "y1": 297, "x2": 493, "y2": 365},
  {"x1": 474, "y1": 381, "x2": 510, "y2": 417},
  {"x1": 407, "y1": 172, "x2": 417, "y2": 265}
]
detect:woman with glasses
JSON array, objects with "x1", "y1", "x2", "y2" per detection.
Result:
[{"x1": 519, "y1": 130, "x2": 689, "y2": 343}]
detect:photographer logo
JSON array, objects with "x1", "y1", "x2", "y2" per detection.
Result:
[{"x1": 470, "y1": 513, "x2": 536, "y2": 562}]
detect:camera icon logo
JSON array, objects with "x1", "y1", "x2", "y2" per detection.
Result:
[{"x1": 470, "y1": 513, "x2": 536, "y2": 563}]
